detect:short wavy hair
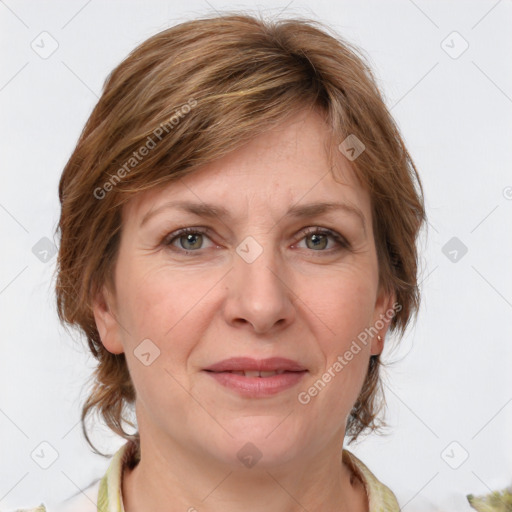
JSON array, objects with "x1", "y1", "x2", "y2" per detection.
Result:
[{"x1": 54, "y1": 12, "x2": 425, "y2": 456}]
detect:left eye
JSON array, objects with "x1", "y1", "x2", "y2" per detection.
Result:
[{"x1": 296, "y1": 228, "x2": 349, "y2": 252}]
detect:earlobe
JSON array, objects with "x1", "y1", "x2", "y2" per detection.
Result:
[
  {"x1": 370, "y1": 286, "x2": 397, "y2": 356},
  {"x1": 371, "y1": 334, "x2": 383, "y2": 356},
  {"x1": 92, "y1": 285, "x2": 124, "y2": 355}
]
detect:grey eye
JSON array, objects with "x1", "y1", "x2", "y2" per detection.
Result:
[
  {"x1": 179, "y1": 233, "x2": 204, "y2": 250},
  {"x1": 305, "y1": 233, "x2": 329, "y2": 250}
]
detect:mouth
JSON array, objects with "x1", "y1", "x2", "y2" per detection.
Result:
[
  {"x1": 205, "y1": 369, "x2": 301, "y2": 377},
  {"x1": 203, "y1": 356, "x2": 307, "y2": 374},
  {"x1": 202, "y1": 357, "x2": 308, "y2": 396}
]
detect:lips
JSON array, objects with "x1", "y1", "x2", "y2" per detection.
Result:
[
  {"x1": 203, "y1": 357, "x2": 307, "y2": 374},
  {"x1": 226, "y1": 369, "x2": 286, "y2": 377},
  {"x1": 204, "y1": 358, "x2": 308, "y2": 397}
]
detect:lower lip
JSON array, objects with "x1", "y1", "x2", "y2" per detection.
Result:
[{"x1": 204, "y1": 371, "x2": 307, "y2": 397}]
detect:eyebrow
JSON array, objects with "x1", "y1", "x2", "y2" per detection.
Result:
[{"x1": 140, "y1": 200, "x2": 367, "y2": 233}]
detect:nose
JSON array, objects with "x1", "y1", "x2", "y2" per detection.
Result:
[{"x1": 222, "y1": 243, "x2": 296, "y2": 335}]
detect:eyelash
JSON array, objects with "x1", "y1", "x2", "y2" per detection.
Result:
[{"x1": 162, "y1": 226, "x2": 351, "y2": 256}]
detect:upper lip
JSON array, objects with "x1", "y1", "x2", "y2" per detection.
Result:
[{"x1": 204, "y1": 357, "x2": 307, "y2": 372}]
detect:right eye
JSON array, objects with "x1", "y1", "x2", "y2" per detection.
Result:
[{"x1": 163, "y1": 227, "x2": 216, "y2": 254}]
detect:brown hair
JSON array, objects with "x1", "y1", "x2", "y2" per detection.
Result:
[{"x1": 54, "y1": 12, "x2": 425, "y2": 456}]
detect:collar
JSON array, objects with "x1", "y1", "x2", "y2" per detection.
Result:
[
  {"x1": 98, "y1": 440, "x2": 400, "y2": 512},
  {"x1": 97, "y1": 437, "x2": 140, "y2": 512}
]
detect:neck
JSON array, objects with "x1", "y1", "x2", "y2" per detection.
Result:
[{"x1": 121, "y1": 433, "x2": 368, "y2": 512}]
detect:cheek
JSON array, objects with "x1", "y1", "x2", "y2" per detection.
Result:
[
  {"x1": 116, "y1": 266, "x2": 204, "y2": 415},
  {"x1": 300, "y1": 273, "x2": 376, "y2": 401},
  {"x1": 115, "y1": 257, "x2": 200, "y2": 340},
  {"x1": 307, "y1": 271, "x2": 378, "y2": 350},
  {"x1": 114, "y1": 261, "x2": 219, "y2": 390}
]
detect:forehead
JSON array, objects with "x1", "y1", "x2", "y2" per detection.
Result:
[{"x1": 122, "y1": 109, "x2": 369, "y2": 226}]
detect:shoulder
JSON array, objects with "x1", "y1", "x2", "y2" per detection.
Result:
[
  {"x1": 342, "y1": 449, "x2": 481, "y2": 511},
  {"x1": 343, "y1": 448, "x2": 401, "y2": 512},
  {"x1": 11, "y1": 507, "x2": 46, "y2": 512},
  {"x1": 54, "y1": 479, "x2": 101, "y2": 512},
  {"x1": 11, "y1": 478, "x2": 100, "y2": 512}
]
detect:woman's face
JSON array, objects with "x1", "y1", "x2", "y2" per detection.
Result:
[{"x1": 94, "y1": 109, "x2": 394, "y2": 469}]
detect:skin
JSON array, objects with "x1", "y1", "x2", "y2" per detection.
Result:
[{"x1": 93, "y1": 108, "x2": 395, "y2": 512}]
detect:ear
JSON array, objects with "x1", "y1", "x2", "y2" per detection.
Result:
[
  {"x1": 92, "y1": 284, "x2": 124, "y2": 355},
  {"x1": 370, "y1": 284, "x2": 397, "y2": 356}
]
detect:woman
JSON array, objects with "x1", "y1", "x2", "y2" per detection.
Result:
[{"x1": 24, "y1": 12, "x2": 426, "y2": 512}]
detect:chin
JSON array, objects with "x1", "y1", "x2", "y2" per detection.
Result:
[{"x1": 210, "y1": 418, "x2": 306, "y2": 468}]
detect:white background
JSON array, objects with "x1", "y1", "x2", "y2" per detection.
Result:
[{"x1": 1, "y1": 0, "x2": 511, "y2": 510}]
